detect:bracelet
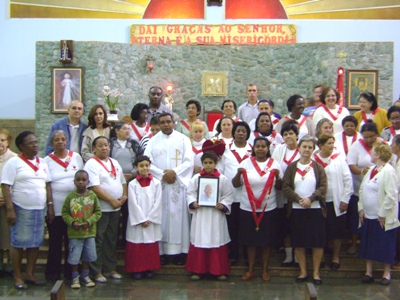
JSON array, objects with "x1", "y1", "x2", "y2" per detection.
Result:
[{"x1": 47, "y1": 202, "x2": 53, "y2": 205}]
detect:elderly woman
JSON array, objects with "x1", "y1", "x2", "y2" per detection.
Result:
[
  {"x1": 272, "y1": 120, "x2": 301, "y2": 266},
  {"x1": 282, "y1": 135, "x2": 327, "y2": 285},
  {"x1": 0, "y1": 129, "x2": 17, "y2": 276},
  {"x1": 275, "y1": 94, "x2": 315, "y2": 140},
  {"x1": 347, "y1": 120, "x2": 385, "y2": 255},
  {"x1": 390, "y1": 134, "x2": 400, "y2": 269},
  {"x1": 315, "y1": 118, "x2": 343, "y2": 155},
  {"x1": 84, "y1": 136, "x2": 127, "y2": 283},
  {"x1": 381, "y1": 105, "x2": 400, "y2": 144},
  {"x1": 334, "y1": 115, "x2": 360, "y2": 157},
  {"x1": 212, "y1": 116, "x2": 234, "y2": 145},
  {"x1": 248, "y1": 112, "x2": 284, "y2": 154},
  {"x1": 175, "y1": 100, "x2": 209, "y2": 138},
  {"x1": 358, "y1": 142, "x2": 400, "y2": 285},
  {"x1": 129, "y1": 103, "x2": 150, "y2": 143},
  {"x1": 354, "y1": 92, "x2": 391, "y2": 135},
  {"x1": 232, "y1": 137, "x2": 282, "y2": 281},
  {"x1": 315, "y1": 134, "x2": 353, "y2": 270},
  {"x1": 218, "y1": 121, "x2": 252, "y2": 265},
  {"x1": 44, "y1": 130, "x2": 84, "y2": 281},
  {"x1": 313, "y1": 87, "x2": 350, "y2": 135},
  {"x1": 81, "y1": 105, "x2": 111, "y2": 162},
  {"x1": 110, "y1": 122, "x2": 141, "y2": 246},
  {"x1": 1, "y1": 131, "x2": 53, "y2": 289}
]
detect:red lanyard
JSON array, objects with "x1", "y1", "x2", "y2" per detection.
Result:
[
  {"x1": 314, "y1": 153, "x2": 339, "y2": 168},
  {"x1": 342, "y1": 132, "x2": 358, "y2": 155},
  {"x1": 250, "y1": 156, "x2": 274, "y2": 177},
  {"x1": 359, "y1": 139, "x2": 371, "y2": 155},
  {"x1": 322, "y1": 105, "x2": 343, "y2": 121},
  {"x1": 229, "y1": 142, "x2": 252, "y2": 164},
  {"x1": 283, "y1": 148, "x2": 299, "y2": 165},
  {"x1": 131, "y1": 122, "x2": 150, "y2": 140},
  {"x1": 242, "y1": 158, "x2": 276, "y2": 231},
  {"x1": 296, "y1": 162, "x2": 313, "y2": 180},
  {"x1": 389, "y1": 126, "x2": 397, "y2": 138},
  {"x1": 192, "y1": 146, "x2": 203, "y2": 155},
  {"x1": 361, "y1": 108, "x2": 380, "y2": 123},
  {"x1": 370, "y1": 166, "x2": 378, "y2": 180},
  {"x1": 18, "y1": 154, "x2": 40, "y2": 175},
  {"x1": 181, "y1": 119, "x2": 201, "y2": 131},
  {"x1": 93, "y1": 157, "x2": 117, "y2": 179},
  {"x1": 49, "y1": 151, "x2": 73, "y2": 171}
]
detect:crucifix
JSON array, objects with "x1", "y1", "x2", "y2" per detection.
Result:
[
  {"x1": 338, "y1": 51, "x2": 347, "y2": 64},
  {"x1": 172, "y1": 149, "x2": 181, "y2": 167}
]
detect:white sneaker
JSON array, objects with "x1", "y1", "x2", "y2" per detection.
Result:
[
  {"x1": 81, "y1": 276, "x2": 96, "y2": 287},
  {"x1": 71, "y1": 277, "x2": 81, "y2": 289}
]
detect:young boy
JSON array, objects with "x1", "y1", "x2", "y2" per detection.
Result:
[
  {"x1": 125, "y1": 155, "x2": 162, "y2": 280},
  {"x1": 61, "y1": 170, "x2": 102, "y2": 289},
  {"x1": 185, "y1": 152, "x2": 234, "y2": 281}
]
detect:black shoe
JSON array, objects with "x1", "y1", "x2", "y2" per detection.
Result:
[
  {"x1": 173, "y1": 255, "x2": 184, "y2": 265},
  {"x1": 330, "y1": 262, "x2": 340, "y2": 271},
  {"x1": 132, "y1": 273, "x2": 142, "y2": 280},
  {"x1": 281, "y1": 261, "x2": 294, "y2": 267},
  {"x1": 144, "y1": 271, "x2": 153, "y2": 279},
  {"x1": 361, "y1": 275, "x2": 374, "y2": 284},
  {"x1": 160, "y1": 256, "x2": 167, "y2": 265},
  {"x1": 380, "y1": 277, "x2": 391, "y2": 285},
  {"x1": 313, "y1": 278, "x2": 322, "y2": 285},
  {"x1": 295, "y1": 276, "x2": 308, "y2": 283}
]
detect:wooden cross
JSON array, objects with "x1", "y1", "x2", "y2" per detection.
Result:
[{"x1": 172, "y1": 149, "x2": 181, "y2": 167}]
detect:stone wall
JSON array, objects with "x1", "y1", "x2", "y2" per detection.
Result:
[{"x1": 36, "y1": 41, "x2": 394, "y2": 155}]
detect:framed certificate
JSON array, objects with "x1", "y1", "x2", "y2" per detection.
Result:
[{"x1": 197, "y1": 176, "x2": 219, "y2": 207}]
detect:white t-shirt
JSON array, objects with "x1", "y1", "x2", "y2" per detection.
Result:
[
  {"x1": 292, "y1": 162, "x2": 320, "y2": 209},
  {"x1": 44, "y1": 152, "x2": 84, "y2": 216},
  {"x1": 84, "y1": 157, "x2": 126, "y2": 212},
  {"x1": 1, "y1": 156, "x2": 51, "y2": 210}
]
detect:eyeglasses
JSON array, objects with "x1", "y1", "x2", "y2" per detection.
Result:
[{"x1": 362, "y1": 135, "x2": 376, "y2": 141}]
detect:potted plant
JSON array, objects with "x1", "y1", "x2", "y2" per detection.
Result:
[{"x1": 103, "y1": 86, "x2": 121, "y2": 121}]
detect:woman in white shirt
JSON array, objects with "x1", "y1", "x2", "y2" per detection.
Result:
[
  {"x1": 313, "y1": 87, "x2": 350, "y2": 135},
  {"x1": 44, "y1": 130, "x2": 83, "y2": 281},
  {"x1": 358, "y1": 142, "x2": 400, "y2": 285},
  {"x1": 84, "y1": 136, "x2": 127, "y2": 283},
  {"x1": 315, "y1": 134, "x2": 353, "y2": 270}
]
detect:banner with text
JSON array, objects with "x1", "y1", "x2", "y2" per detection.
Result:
[{"x1": 130, "y1": 24, "x2": 297, "y2": 45}]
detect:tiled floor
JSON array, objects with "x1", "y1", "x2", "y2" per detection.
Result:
[{"x1": 1, "y1": 273, "x2": 399, "y2": 300}]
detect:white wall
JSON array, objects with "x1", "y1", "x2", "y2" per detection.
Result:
[{"x1": 1, "y1": 4, "x2": 399, "y2": 119}]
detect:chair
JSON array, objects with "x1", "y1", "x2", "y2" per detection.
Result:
[{"x1": 203, "y1": 110, "x2": 223, "y2": 132}]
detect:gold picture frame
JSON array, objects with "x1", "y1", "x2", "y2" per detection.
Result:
[
  {"x1": 346, "y1": 70, "x2": 378, "y2": 109},
  {"x1": 202, "y1": 72, "x2": 227, "y2": 96},
  {"x1": 51, "y1": 67, "x2": 84, "y2": 114}
]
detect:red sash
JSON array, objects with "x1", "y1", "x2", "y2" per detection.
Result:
[
  {"x1": 361, "y1": 108, "x2": 380, "y2": 123},
  {"x1": 359, "y1": 139, "x2": 371, "y2": 155},
  {"x1": 131, "y1": 122, "x2": 150, "y2": 140},
  {"x1": 192, "y1": 146, "x2": 203, "y2": 155},
  {"x1": 180, "y1": 119, "x2": 201, "y2": 131},
  {"x1": 49, "y1": 150, "x2": 73, "y2": 171},
  {"x1": 18, "y1": 154, "x2": 40, "y2": 174},
  {"x1": 322, "y1": 105, "x2": 343, "y2": 121},
  {"x1": 242, "y1": 157, "x2": 276, "y2": 231},
  {"x1": 229, "y1": 142, "x2": 252, "y2": 164},
  {"x1": 233, "y1": 117, "x2": 240, "y2": 122},
  {"x1": 342, "y1": 132, "x2": 358, "y2": 155},
  {"x1": 314, "y1": 153, "x2": 339, "y2": 168},
  {"x1": 296, "y1": 162, "x2": 313, "y2": 180},
  {"x1": 272, "y1": 118, "x2": 279, "y2": 125},
  {"x1": 283, "y1": 148, "x2": 299, "y2": 165},
  {"x1": 389, "y1": 126, "x2": 397, "y2": 138},
  {"x1": 93, "y1": 157, "x2": 117, "y2": 179},
  {"x1": 369, "y1": 166, "x2": 378, "y2": 180}
]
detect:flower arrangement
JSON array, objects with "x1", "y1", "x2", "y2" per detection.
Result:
[{"x1": 103, "y1": 86, "x2": 121, "y2": 112}]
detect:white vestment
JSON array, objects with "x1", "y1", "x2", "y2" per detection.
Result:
[
  {"x1": 144, "y1": 130, "x2": 194, "y2": 254},
  {"x1": 126, "y1": 178, "x2": 162, "y2": 243},
  {"x1": 187, "y1": 173, "x2": 233, "y2": 248}
]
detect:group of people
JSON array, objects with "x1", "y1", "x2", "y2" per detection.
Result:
[{"x1": 1, "y1": 83, "x2": 400, "y2": 290}]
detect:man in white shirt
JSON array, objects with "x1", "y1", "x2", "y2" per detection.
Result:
[
  {"x1": 45, "y1": 100, "x2": 87, "y2": 155},
  {"x1": 238, "y1": 84, "x2": 259, "y2": 124}
]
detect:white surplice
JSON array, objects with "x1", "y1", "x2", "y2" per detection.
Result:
[
  {"x1": 187, "y1": 173, "x2": 233, "y2": 248},
  {"x1": 144, "y1": 130, "x2": 194, "y2": 254},
  {"x1": 126, "y1": 178, "x2": 162, "y2": 244}
]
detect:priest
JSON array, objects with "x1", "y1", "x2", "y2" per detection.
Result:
[{"x1": 144, "y1": 113, "x2": 194, "y2": 264}]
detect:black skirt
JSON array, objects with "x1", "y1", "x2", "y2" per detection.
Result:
[
  {"x1": 239, "y1": 209, "x2": 279, "y2": 247},
  {"x1": 290, "y1": 208, "x2": 326, "y2": 248},
  {"x1": 277, "y1": 205, "x2": 291, "y2": 240},
  {"x1": 326, "y1": 202, "x2": 346, "y2": 239}
]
